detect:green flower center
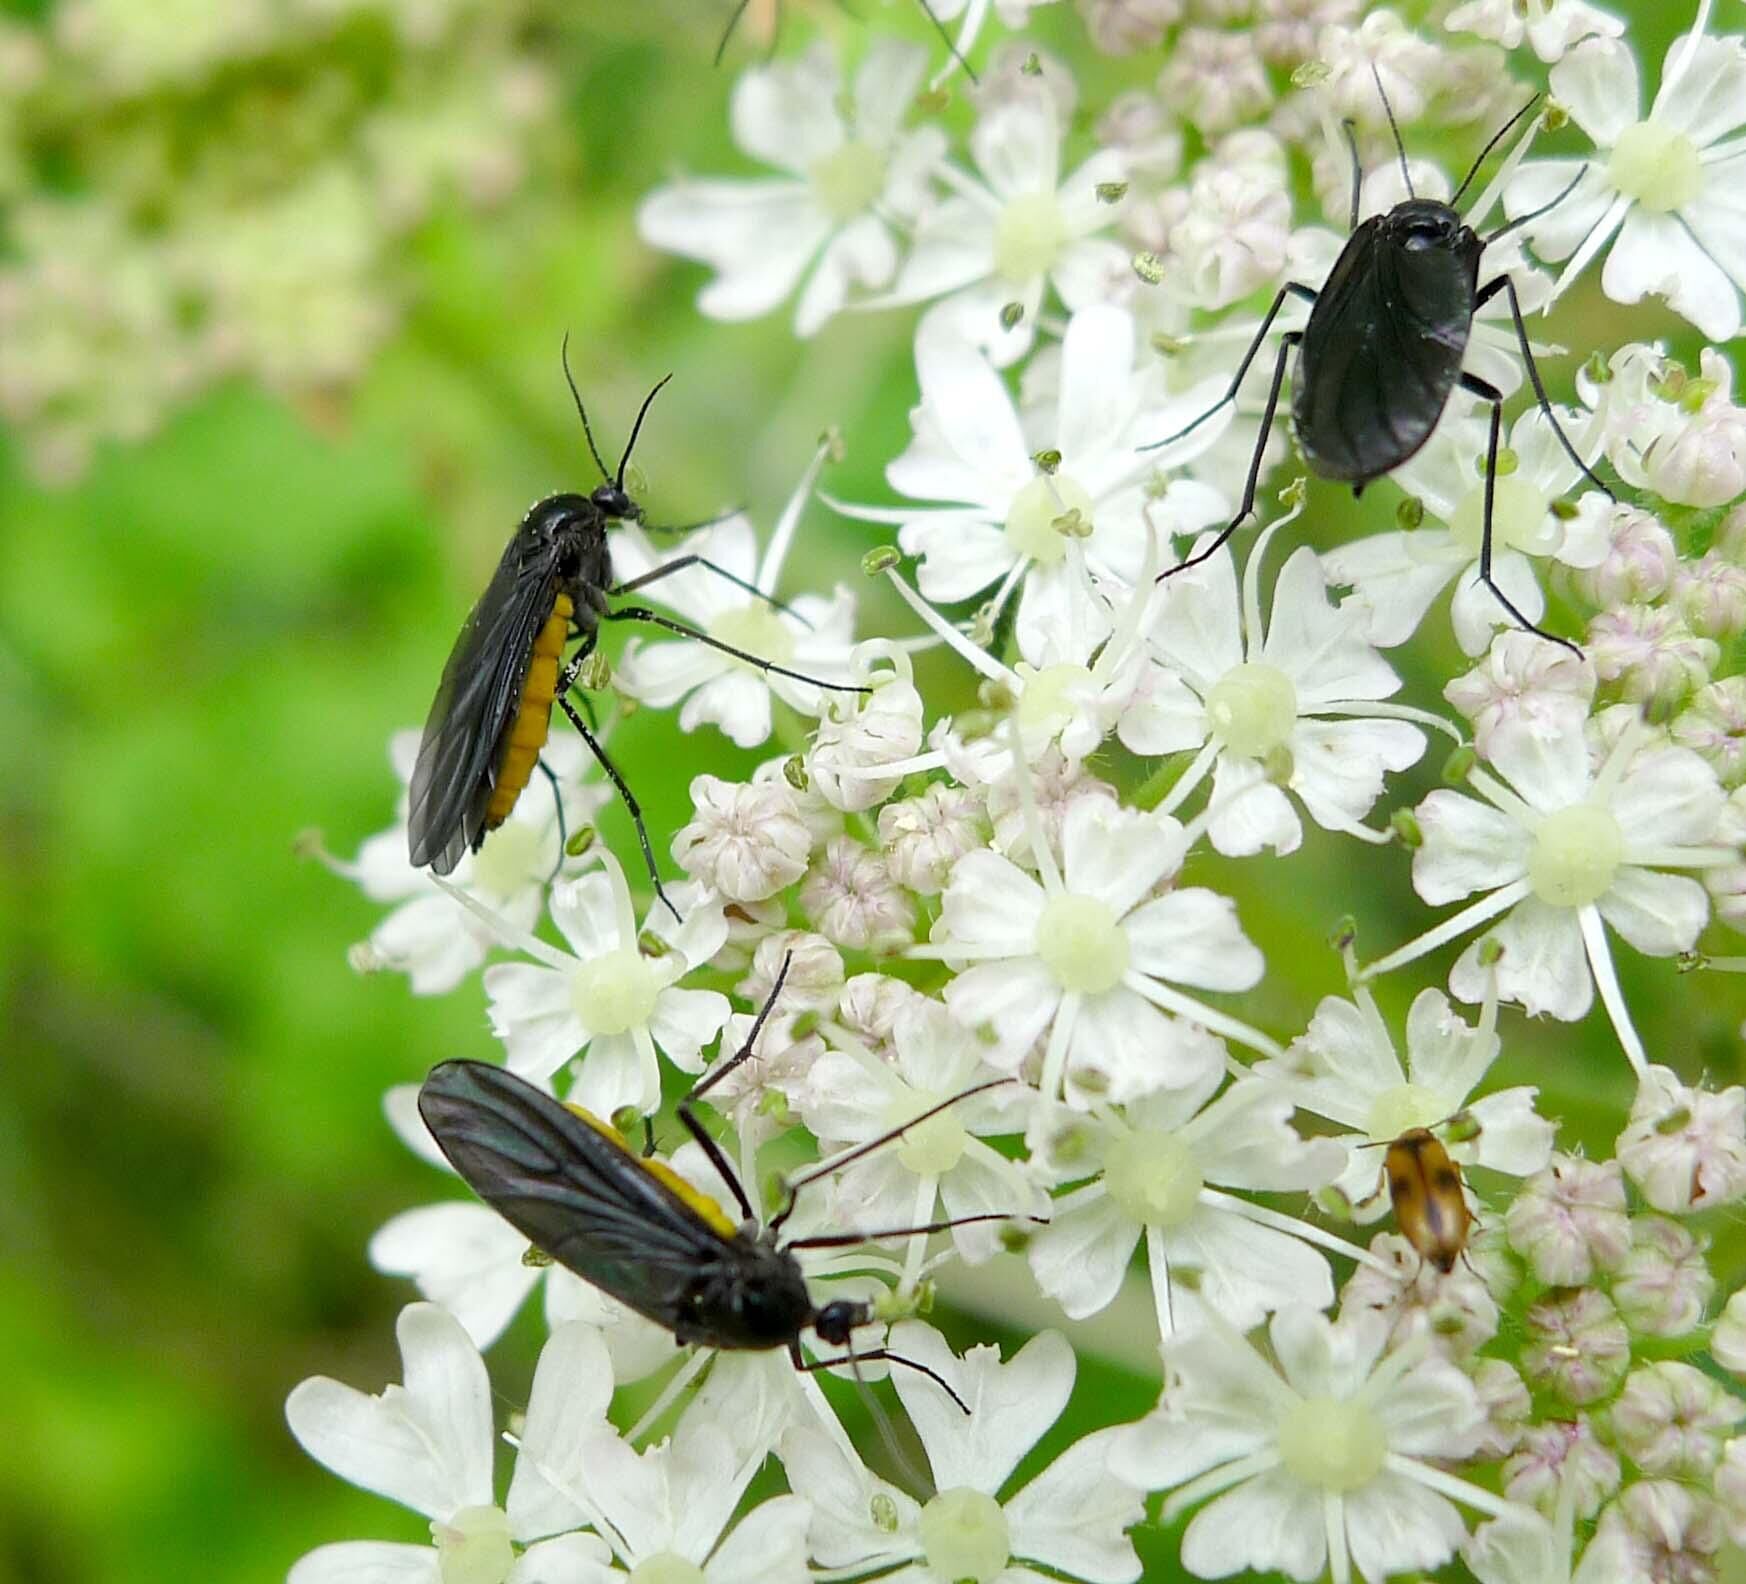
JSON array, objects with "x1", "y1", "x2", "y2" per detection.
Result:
[
  {"x1": 571, "y1": 946, "x2": 662, "y2": 1036},
  {"x1": 887, "y1": 1090, "x2": 969, "y2": 1175},
  {"x1": 1104, "y1": 1128, "x2": 1204, "y2": 1227},
  {"x1": 628, "y1": 1552, "x2": 707, "y2": 1584},
  {"x1": 1035, "y1": 893, "x2": 1129, "y2": 995},
  {"x1": 1366, "y1": 1082, "x2": 1446, "y2": 1144},
  {"x1": 470, "y1": 818, "x2": 544, "y2": 896},
  {"x1": 1449, "y1": 474, "x2": 1551, "y2": 556},
  {"x1": 1016, "y1": 662, "x2": 1092, "y2": 740},
  {"x1": 708, "y1": 601, "x2": 795, "y2": 670},
  {"x1": 809, "y1": 138, "x2": 887, "y2": 221},
  {"x1": 1528, "y1": 803, "x2": 1625, "y2": 908},
  {"x1": 434, "y1": 1505, "x2": 514, "y2": 1584},
  {"x1": 1205, "y1": 662, "x2": 1298, "y2": 759},
  {"x1": 1004, "y1": 473, "x2": 1095, "y2": 565},
  {"x1": 918, "y1": 1487, "x2": 1011, "y2": 1584},
  {"x1": 1277, "y1": 1396, "x2": 1386, "y2": 1492},
  {"x1": 993, "y1": 191, "x2": 1067, "y2": 283},
  {"x1": 1608, "y1": 120, "x2": 1702, "y2": 213}
]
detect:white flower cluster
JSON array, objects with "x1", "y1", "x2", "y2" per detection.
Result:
[
  {"x1": 298, "y1": 5, "x2": 1746, "y2": 1584},
  {"x1": 0, "y1": 3, "x2": 559, "y2": 482}
]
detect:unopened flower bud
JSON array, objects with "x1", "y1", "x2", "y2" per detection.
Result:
[
  {"x1": 1569, "y1": 504, "x2": 1676, "y2": 608},
  {"x1": 1716, "y1": 1438, "x2": 1746, "y2": 1544},
  {"x1": 1503, "y1": 1417, "x2": 1619, "y2": 1521},
  {"x1": 880, "y1": 783, "x2": 989, "y2": 894},
  {"x1": 1609, "y1": 1361, "x2": 1744, "y2": 1477},
  {"x1": 1469, "y1": 1358, "x2": 1532, "y2": 1460},
  {"x1": 1593, "y1": 1480, "x2": 1724, "y2": 1579},
  {"x1": 1716, "y1": 1289, "x2": 1746, "y2": 1378},
  {"x1": 798, "y1": 837, "x2": 915, "y2": 953},
  {"x1": 1587, "y1": 604, "x2": 1718, "y2": 710},
  {"x1": 810, "y1": 672, "x2": 925, "y2": 813},
  {"x1": 672, "y1": 775, "x2": 811, "y2": 902},
  {"x1": 740, "y1": 931, "x2": 843, "y2": 1014},
  {"x1": 1444, "y1": 632, "x2": 1594, "y2": 757},
  {"x1": 836, "y1": 971, "x2": 921, "y2": 1048},
  {"x1": 1521, "y1": 1288, "x2": 1630, "y2": 1405},
  {"x1": 1617, "y1": 1065, "x2": 1746, "y2": 1214},
  {"x1": 1671, "y1": 678, "x2": 1746, "y2": 788},
  {"x1": 1613, "y1": 1215, "x2": 1714, "y2": 1338},
  {"x1": 1675, "y1": 554, "x2": 1746, "y2": 641},
  {"x1": 1504, "y1": 1154, "x2": 1629, "y2": 1285}
]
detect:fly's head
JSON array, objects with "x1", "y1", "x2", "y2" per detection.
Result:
[{"x1": 812, "y1": 1296, "x2": 873, "y2": 1348}]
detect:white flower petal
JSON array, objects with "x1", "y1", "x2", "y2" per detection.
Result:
[
  {"x1": 1596, "y1": 866, "x2": 1711, "y2": 956},
  {"x1": 506, "y1": 1323, "x2": 618, "y2": 1541},
  {"x1": 1124, "y1": 888, "x2": 1262, "y2": 990},
  {"x1": 1449, "y1": 898, "x2": 1591, "y2": 1020},
  {"x1": 1603, "y1": 208, "x2": 1742, "y2": 342},
  {"x1": 1411, "y1": 791, "x2": 1528, "y2": 905},
  {"x1": 1061, "y1": 799, "x2": 1179, "y2": 919},
  {"x1": 1171, "y1": 1207, "x2": 1333, "y2": 1331},
  {"x1": 705, "y1": 1495, "x2": 812, "y2": 1584},
  {"x1": 288, "y1": 1542, "x2": 438, "y2": 1584},
  {"x1": 1344, "y1": 1471, "x2": 1471, "y2": 1580},
  {"x1": 368, "y1": 1203, "x2": 540, "y2": 1349},
  {"x1": 1549, "y1": 35, "x2": 1640, "y2": 146},
  {"x1": 1027, "y1": 1190, "x2": 1140, "y2": 1319},
  {"x1": 286, "y1": 1304, "x2": 492, "y2": 1521},
  {"x1": 1003, "y1": 1427, "x2": 1144, "y2": 1584},
  {"x1": 508, "y1": 1533, "x2": 618, "y2": 1584},
  {"x1": 1179, "y1": 1470, "x2": 1324, "y2": 1582},
  {"x1": 889, "y1": 1323, "x2": 1073, "y2": 1496}
]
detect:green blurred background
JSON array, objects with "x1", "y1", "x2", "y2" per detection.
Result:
[{"x1": 0, "y1": 2, "x2": 1735, "y2": 1581}]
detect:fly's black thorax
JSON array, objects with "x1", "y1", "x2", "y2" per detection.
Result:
[
  {"x1": 522, "y1": 486, "x2": 636, "y2": 635},
  {"x1": 1375, "y1": 199, "x2": 1483, "y2": 325},
  {"x1": 678, "y1": 1238, "x2": 816, "y2": 1351}
]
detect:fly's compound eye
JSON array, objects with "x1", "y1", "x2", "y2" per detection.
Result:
[{"x1": 1403, "y1": 220, "x2": 1448, "y2": 251}]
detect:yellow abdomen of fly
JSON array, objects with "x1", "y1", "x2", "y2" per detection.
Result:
[
  {"x1": 486, "y1": 592, "x2": 574, "y2": 829},
  {"x1": 562, "y1": 1100, "x2": 741, "y2": 1240}
]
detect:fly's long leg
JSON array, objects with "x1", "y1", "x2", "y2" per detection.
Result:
[
  {"x1": 534, "y1": 757, "x2": 568, "y2": 883},
  {"x1": 1461, "y1": 370, "x2": 1585, "y2": 658},
  {"x1": 554, "y1": 691, "x2": 682, "y2": 924},
  {"x1": 671, "y1": 954, "x2": 797, "y2": 1224},
  {"x1": 790, "y1": 1342, "x2": 972, "y2": 1415},
  {"x1": 785, "y1": 1211, "x2": 1043, "y2": 1250},
  {"x1": 613, "y1": 554, "x2": 810, "y2": 627},
  {"x1": 605, "y1": 605, "x2": 870, "y2": 695},
  {"x1": 1158, "y1": 329, "x2": 1303, "y2": 582},
  {"x1": 1473, "y1": 270, "x2": 1612, "y2": 500},
  {"x1": 1141, "y1": 281, "x2": 1318, "y2": 455}
]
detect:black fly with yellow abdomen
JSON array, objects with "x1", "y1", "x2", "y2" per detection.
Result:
[
  {"x1": 405, "y1": 347, "x2": 869, "y2": 918},
  {"x1": 416, "y1": 959, "x2": 1029, "y2": 1402}
]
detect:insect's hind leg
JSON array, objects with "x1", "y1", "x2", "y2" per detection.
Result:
[
  {"x1": 1461, "y1": 371, "x2": 1584, "y2": 659},
  {"x1": 534, "y1": 758, "x2": 568, "y2": 883},
  {"x1": 789, "y1": 1343, "x2": 972, "y2": 1415},
  {"x1": 1473, "y1": 270, "x2": 1613, "y2": 502},
  {"x1": 1157, "y1": 329, "x2": 1303, "y2": 583},
  {"x1": 605, "y1": 605, "x2": 872, "y2": 696},
  {"x1": 554, "y1": 691, "x2": 683, "y2": 925}
]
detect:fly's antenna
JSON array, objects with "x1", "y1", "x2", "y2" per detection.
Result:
[
  {"x1": 714, "y1": 0, "x2": 755, "y2": 65},
  {"x1": 1484, "y1": 164, "x2": 1585, "y2": 248},
  {"x1": 768, "y1": 1077, "x2": 1016, "y2": 1235},
  {"x1": 846, "y1": 1349, "x2": 938, "y2": 1496},
  {"x1": 1340, "y1": 118, "x2": 1362, "y2": 232},
  {"x1": 1369, "y1": 64, "x2": 1414, "y2": 200},
  {"x1": 917, "y1": 0, "x2": 978, "y2": 85},
  {"x1": 1451, "y1": 93, "x2": 1539, "y2": 211},
  {"x1": 561, "y1": 332, "x2": 613, "y2": 485},
  {"x1": 617, "y1": 373, "x2": 674, "y2": 491}
]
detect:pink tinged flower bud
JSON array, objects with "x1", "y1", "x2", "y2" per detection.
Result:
[
  {"x1": 1078, "y1": 0, "x2": 1185, "y2": 57},
  {"x1": 1617, "y1": 1066, "x2": 1746, "y2": 1214},
  {"x1": 1156, "y1": 28, "x2": 1272, "y2": 134},
  {"x1": 1570, "y1": 504, "x2": 1677, "y2": 608},
  {"x1": 1613, "y1": 1215, "x2": 1715, "y2": 1338},
  {"x1": 1674, "y1": 555, "x2": 1746, "y2": 642},
  {"x1": 1672, "y1": 679, "x2": 1746, "y2": 788},
  {"x1": 1522, "y1": 1288, "x2": 1630, "y2": 1405},
  {"x1": 1256, "y1": 0, "x2": 1359, "y2": 64},
  {"x1": 1504, "y1": 1155, "x2": 1630, "y2": 1285},
  {"x1": 1503, "y1": 1417, "x2": 1620, "y2": 1521},
  {"x1": 672, "y1": 775, "x2": 811, "y2": 902},
  {"x1": 1718, "y1": 503, "x2": 1746, "y2": 563},
  {"x1": 1609, "y1": 1362, "x2": 1745, "y2": 1478},
  {"x1": 879, "y1": 784, "x2": 988, "y2": 895},
  {"x1": 1712, "y1": 861, "x2": 1746, "y2": 934},
  {"x1": 1595, "y1": 1480, "x2": 1724, "y2": 1583},
  {"x1": 1716, "y1": 1438, "x2": 1746, "y2": 1545},
  {"x1": 797, "y1": 837, "x2": 914, "y2": 953},
  {"x1": 1587, "y1": 605, "x2": 1719, "y2": 709},
  {"x1": 1644, "y1": 403, "x2": 1746, "y2": 509},
  {"x1": 1443, "y1": 631, "x2": 1595, "y2": 757},
  {"x1": 1470, "y1": 1358, "x2": 1532, "y2": 1460},
  {"x1": 1715, "y1": 1290, "x2": 1746, "y2": 1377}
]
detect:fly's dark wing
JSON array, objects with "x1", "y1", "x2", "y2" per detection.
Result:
[
  {"x1": 1293, "y1": 219, "x2": 1474, "y2": 485},
  {"x1": 418, "y1": 1060, "x2": 735, "y2": 1329},
  {"x1": 407, "y1": 533, "x2": 560, "y2": 874}
]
